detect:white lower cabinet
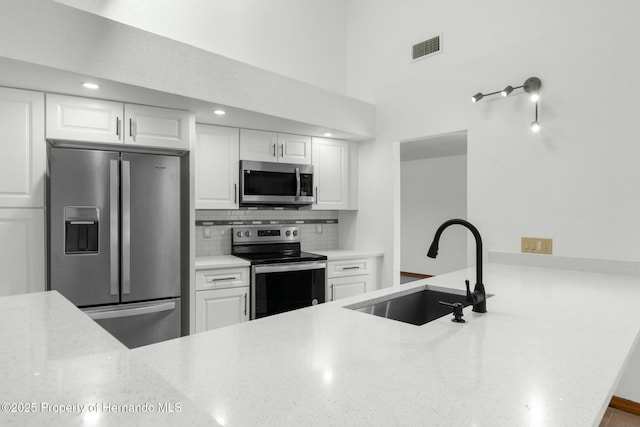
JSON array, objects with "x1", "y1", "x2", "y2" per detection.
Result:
[
  {"x1": 0, "y1": 209, "x2": 45, "y2": 297},
  {"x1": 328, "y1": 275, "x2": 370, "y2": 302},
  {"x1": 195, "y1": 266, "x2": 249, "y2": 333},
  {"x1": 326, "y1": 257, "x2": 376, "y2": 302},
  {"x1": 195, "y1": 287, "x2": 249, "y2": 333}
]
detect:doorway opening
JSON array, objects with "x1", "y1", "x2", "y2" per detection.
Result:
[{"x1": 399, "y1": 130, "x2": 468, "y2": 283}]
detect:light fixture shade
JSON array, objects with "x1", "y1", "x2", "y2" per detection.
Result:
[
  {"x1": 524, "y1": 77, "x2": 542, "y2": 102},
  {"x1": 501, "y1": 85, "x2": 514, "y2": 97},
  {"x1": 530, "y1": 121, "x2": 541, "y2": 132},
  {"x1": 471, "y1": 92, "x2": 484, "y2": 103},
  {"x1": 213, "y1": 109, "x2": 226, "y2": 115}
]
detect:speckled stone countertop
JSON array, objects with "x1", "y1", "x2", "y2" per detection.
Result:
[
  {"x1": 311, "y1": 249, "x2": 384, "y2": 260},
  {"x1": 195, "y1": 255, "x2": 250, "y2": 270},
  {"x1": 134, "y1": 264, "x2": 640, "y2": 426},
  {"x1": 3, "y1": 264, "x2": 640, "y2": 426},
  {"x1": 0, "y1": 292, "x2": 215, "y2": 426}
]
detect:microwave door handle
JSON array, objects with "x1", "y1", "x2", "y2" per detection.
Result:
[{"x1": 295, "y1": 167, "x2": 300, "y2": 201}]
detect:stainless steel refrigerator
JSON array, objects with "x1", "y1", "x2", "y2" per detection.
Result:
[{"x1": 49, "y1": 147, "x2": 181, "y2": 348}]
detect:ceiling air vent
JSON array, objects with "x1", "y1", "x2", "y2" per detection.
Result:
[{"x1": 412, "y1": 35, "x2": 441, "y2": 61}]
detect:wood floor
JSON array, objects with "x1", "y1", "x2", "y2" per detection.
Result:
[{"x1": 600, "y1": 408, "x2": 640, "y2": 427}]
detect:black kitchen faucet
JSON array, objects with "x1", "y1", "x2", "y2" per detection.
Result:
[{"x1": 427, "y1": 219, "x2": 487, "y2": 313}]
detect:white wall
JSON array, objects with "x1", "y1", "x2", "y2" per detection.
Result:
[
  {"x1": 53, "y1": 0, "x2": 348, "y2": 94},
  {"x1": 401, "y1": 155, "x2": 467, "y2": 276},
  {"x1": 345, "y1": 0, "x2": 640, "y2": 400}
]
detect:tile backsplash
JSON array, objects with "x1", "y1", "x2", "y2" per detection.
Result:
[{"x1": 196, "y1": 210, "x2": 339, "y2": 257}]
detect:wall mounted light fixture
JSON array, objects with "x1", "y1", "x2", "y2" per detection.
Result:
[{"x1": 472, "y1": 77, "x2": 542, "y2": 132}]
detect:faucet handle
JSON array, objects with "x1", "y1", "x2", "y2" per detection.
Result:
[{"x1": 465, "y1": 280, "x2": 471, "y2": 298}]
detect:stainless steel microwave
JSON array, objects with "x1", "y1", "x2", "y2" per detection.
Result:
[{"x1": 239, "y1": 160, "x2": 314, "y2": 207}]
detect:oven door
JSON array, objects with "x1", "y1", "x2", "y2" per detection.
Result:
[{"x1": 251, "y1": 261, "x2": 326, "y2": 319}]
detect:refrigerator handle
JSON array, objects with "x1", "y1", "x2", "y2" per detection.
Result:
[
  {"x1": 109, "y1": 160, "x2": 119, "y2": 296},
  {"x1": 122, "y1": 160, "x2": 131, "y2": 295},
  {"x1": 85, "y1": 301, "x2": 176, "y2": 320}
]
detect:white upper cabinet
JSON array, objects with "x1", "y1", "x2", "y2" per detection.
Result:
[
  {"x1": 124, "y1": 104, "x2": 191, "y2": 150},
  {"x1": 46, "y1": 94, "x2": 123, "y2": 144},
  {"x1": 240, "y1": 129, "x2": 278, "y2": 162},
  {"x1": 46, "y1": 94, "x2": 192, "y2": 150},
  {"x1": 312, "y1": 137, "x2": 350, "y2": 210},
  {"x1": 195, "y1": 124, "x2": 240, "y2": 209},
  {"x1": 0, "y1": 87, "x2": 46, "y2": 208},
  {"x1": 240, "y1": 129, "x2": 311, "y2": 164},
  {"x1": 278, "y1": 133, "x2": 312, "y2": 164}
]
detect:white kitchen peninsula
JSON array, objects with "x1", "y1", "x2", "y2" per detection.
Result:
[{"x1": 2, "y1": 264, "x2": 640, "y2": 426}]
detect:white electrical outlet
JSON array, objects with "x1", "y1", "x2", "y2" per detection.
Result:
[
  {"x1": 203, "y1": 227, "x2": 211, "y2": 238},
  {"x1": 316, "y1": 224, "x2": 323, "y2": 234}
]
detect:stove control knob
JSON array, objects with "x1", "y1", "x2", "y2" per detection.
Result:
[
  {"x1": 286, "y1": 230, "x2": 291, "y2": 237},
  {"x1": 293, "y1": 230, "x2": 298, "y2": 237},
  {"x1": 236, "y1": 231, "x2": 243, "y2": 238},
  {"x1": 245, "y1": 231, "x2": 251, "y2": 237}
]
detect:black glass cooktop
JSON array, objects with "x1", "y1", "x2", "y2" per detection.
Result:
[{"x1": 233, "y1": 251, "x2": 327, "y2": 265}]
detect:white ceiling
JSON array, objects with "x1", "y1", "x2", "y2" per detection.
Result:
[{"x1": 400, "y1": 131, "x2": 467, "y2": 162}]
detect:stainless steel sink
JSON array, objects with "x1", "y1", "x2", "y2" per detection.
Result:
[{"x1": 345, "y1": 285, "x2": 480, "y2": 326}]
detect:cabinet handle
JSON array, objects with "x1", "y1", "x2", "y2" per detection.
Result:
[
  {"x1": 330, "y1": 284, "x2": 334, "y2": 301},
  {"x1": 315, "y1": 186, "x2": 318, "y2": 205},
  {"x1": 280, "y1": 143, "x2": 284, "y2": 157},
  {"x1": 116, "y1": 117, "x2": 121, "y2": 137},
  {"x1": 244, "y1": 293, "x2": 248, "y2": 316},
  {"x1": 210, "y1": 276, "x2": 236, "y2": 282},
  {"x1": 343, "y1": 266, "x2": 361, "y2": 270},
  {"x1": 234, "y1": 183, "x2": 237, "y2": 204},
  {"x1": 129, "y1": 118, "x2": 134, "y2": 138},
  {"x1": 272, "y1": 143, "x2": 276, "y2": 157}
]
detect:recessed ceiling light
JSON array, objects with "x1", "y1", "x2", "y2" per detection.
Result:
[
  {"x1": 213, "y1": 109, "x2": 226, "y2": 116},
  {"x1": 82, "y1": 82, "x2": 100, "y2": 90},
  {"x1": 323, "y1": 132, "x2": 332, "y2": 137}
]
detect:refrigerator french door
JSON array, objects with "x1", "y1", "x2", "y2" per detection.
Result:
[{"x1": 49, "y1": 147, "x2": 181, "y2": 348}]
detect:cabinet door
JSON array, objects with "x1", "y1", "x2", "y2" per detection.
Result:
[
  {"x1": 312, "y1": 138, "x2": 349, "y2": 209},
  {"x1": 278, "y1": 133, "x2": 311, "y2": 164},
  {"x1": 195, "y1": 125, "x2": 239, "y2": 209},
  {"x1": 240, "y1": 129, "x2": 278, "y2": 162},
  {"x1": 195, "y1": 287, "x2": 249, "y2": 333},
  {"x1": 0, "y1": 88, "x2": 45, "y2": 208},
  {"x1": 124, "y1": 104, "x2": 191, "y2": 150},
  {"x1": 0, "y1": 209, "x2": 45, "y2": 296},
  {"x1": 46, "y1": 94, "x2": 123, "y2": 144},
  {"x1": 328, "y1": 275, "x2": 369, "y2": 302}
]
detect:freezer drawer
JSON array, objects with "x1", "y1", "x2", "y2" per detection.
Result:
[{"x1": 83, "y1": 298, "x2": 181, "y2": 349}]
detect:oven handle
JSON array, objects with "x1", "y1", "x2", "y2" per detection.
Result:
[{"x1": 253, "y1": 261, "x2": 326, "y2": 274}]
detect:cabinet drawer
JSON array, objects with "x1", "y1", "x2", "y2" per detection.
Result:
[
  {"x1": 196, "y1": 267, "x2": 249, "y2": 291},
  {"x1": 327, "y1": 258, "x2": 370, "y2": 278}
]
